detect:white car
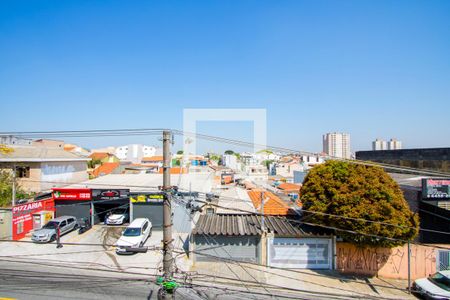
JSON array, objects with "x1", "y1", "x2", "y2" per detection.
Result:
[
  {"x1": 413, "y1": 270, "x2": 450, "y2": 300},
  {"x1": 115, "y1": 218, "x2": 152, "y2": 254},
  {"x1": 105, "y1": 208, "x2": 129, "y2": 225}
]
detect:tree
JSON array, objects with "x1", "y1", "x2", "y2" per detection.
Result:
[
  {"x1": 300, "y1": 160, "x2": 419, "y2": 248},
  {"x1": 87, "y1": 158, "x2": 102, "y2": 169},
  {"x1": 176, "y1": 150, "x2": 184, "y2": 155},
  {"x1": 224, "y1": 150, "x2": 234, "y2": 155},
  {"x1": 262, "y1": 159, "x2": 274, "y2": 169},
  {"x1": 0, "y1": 170, "x2": 33, "y2": 207}
]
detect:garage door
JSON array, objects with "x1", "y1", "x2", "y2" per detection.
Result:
[
  {"x1": 55, "y1": 200, "x2": 90, "y2": 221},
  {"x1": 194, "y1": 235, "x2": 259, "y2": 263},
  {"x1": 268, "y1": 238, "x2": 332, "y2": 269},
  {"x1": 132, "y1": 203, "x2": 163, "y2": 229}
]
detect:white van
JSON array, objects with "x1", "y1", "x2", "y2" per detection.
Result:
[{"x1": 115, "y1": 218, "x2": 152, "y2": 254}]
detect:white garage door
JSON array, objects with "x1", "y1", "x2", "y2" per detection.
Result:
[{"x1": 268, "y1": 238, "x2": 332, "y2": 269}]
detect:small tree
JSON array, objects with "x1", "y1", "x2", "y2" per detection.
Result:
[
  {"x1": 224, "y1": 150, "x2": 234, "y2": 155},
  {"x1": 300, "y1": 160, "x2": 419, "y2": 248},
  {"x1": 176, "y1": 150, "x2": 184, "y2": 155},
  {"x1": 0, "y1": 170, "x2": 33, "y2": 207},
  {"x1": 87, "y1": 158, "x2": 102, "y2": 169}
]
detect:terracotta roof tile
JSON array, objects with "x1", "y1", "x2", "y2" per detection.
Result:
[
  {"x1": 142, "y1": 156, "x2": 164, "y2": 162},
  {"x1": 277, "y1": 183, "x2": 302, "y2": 192},
  {"x1": 92, "y1": 162, "x2": 120, "y2": 177},
  {"x1": 247, "y1": 189, "x2": 294, "y2": 216},
  {"x1": 89, "y1": 152, "x2": 109, "y2": 160}
]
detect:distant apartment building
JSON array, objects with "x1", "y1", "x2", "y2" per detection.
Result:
[
  {"x1": 372, "y1": 139, "x2": 388, "y2": 151},
  {"x1": 115, "y1": 144, "x2": 157, "y2": 163},
  {"x1": 222, "y1": 154, "x2": 240, "y2": 170},
  {"x1": 323, "y1": 132, "x2": 351, "y2": 159},
  {"x1": 388, "y1": 138, "x2": 402, "y2": 150}
]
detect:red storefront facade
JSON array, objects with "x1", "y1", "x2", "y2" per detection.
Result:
[{"x1": 12, "y1": 198, "x2": 55, "y2": 240}]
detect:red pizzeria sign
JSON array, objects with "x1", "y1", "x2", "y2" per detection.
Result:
[{"x1": 52, "y1": 188, "x2": 92, "y2": 200}]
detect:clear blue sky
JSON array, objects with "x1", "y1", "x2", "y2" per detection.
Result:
[{"x1": 1, "y1": 0, "x2": 449, "y2": 153}]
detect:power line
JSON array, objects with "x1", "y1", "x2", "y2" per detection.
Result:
[
  {"x1": 180, "y1": 188, "x2": 450, "y2": 236},
  {"x1": 2, "y1": 127, "x2": 449, "y2": 176}
]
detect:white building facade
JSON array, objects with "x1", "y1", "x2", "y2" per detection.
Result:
[
  {"x1": 323, "y1": 132, "x2": 351, "y2": 159},
  {"x1": 115, "y1": 144, "x2": 157, "y2": 163},
  {"x1": 388, "y1": 139, "x2": 402, "y2": 150},
  {"x1": 372, "y1": 139, "x2": 388, "y2": 151}
]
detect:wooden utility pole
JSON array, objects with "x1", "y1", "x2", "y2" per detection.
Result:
[
  {"x1": 261, "y1": 191, "x2": 265, "y2": 231},
  {"x1": 161, "y1": 130, "x2": 174, "y2": 299},
  {"x1": 12, "y1": 163, "x2": 16, "y2": 207}
]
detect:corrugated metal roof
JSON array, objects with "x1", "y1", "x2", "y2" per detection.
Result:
[{"x1": 192, "y1": 214, "x2": 327, "y2": 237}]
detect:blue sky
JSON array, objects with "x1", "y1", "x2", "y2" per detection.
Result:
[{"x1": 0, "y1": 0, "x2": 449, "y2": 153}]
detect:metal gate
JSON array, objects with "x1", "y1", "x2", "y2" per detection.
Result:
[
  {"x1": 194, "y1": 235, "x2": 259, "y2": 263},
  {"x1": 437, "y1": 250, "x2": 450, "y2": 271},
  {"x1": 268, "y1": 237, "x2": 332, "y2": 269}
]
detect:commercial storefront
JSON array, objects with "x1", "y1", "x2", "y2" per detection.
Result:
[
  {"x1": 53, "y1": 188, "x2": 166, "y2": 228},
  {"x1": 53, "y1": 188, "x2": 92, "y2": 223},
  {"x1": 53, "y1": 188, "x2": 130, "y2": 225},
  {"x1": 92, "y1": 189, "x2": 129, "y2": 224},
  {"x1": 12, "y1": 198, "x2": 55, "y2": 240},
  {"x1": 130, "y1": 193, "x2": 164, "y2": 228}
]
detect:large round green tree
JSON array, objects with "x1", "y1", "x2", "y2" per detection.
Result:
[{"x1": 300, "y1": 160, "x2": 419, "y2": 247}]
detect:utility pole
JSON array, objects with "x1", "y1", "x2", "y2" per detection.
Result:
[
  {"x1": 161, "y1": 130, "x2": 174, "y2": 299},
  {"x1": 407, "y1": 240, "x2": 411, "y2": 294},
  {"x1": 12, "y1": 163, "x2": 16, "y2": 207},
  {"x1": 261, "y1": 191, "x2": 265, "y2": 232}
]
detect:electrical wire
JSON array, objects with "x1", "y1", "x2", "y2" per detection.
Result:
[{"x1": 1, "y1": 127, "x2": 449, "y2": 176}]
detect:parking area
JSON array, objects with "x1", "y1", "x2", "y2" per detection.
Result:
[{"x1": 1, "y1": 224, "x2": 191, "y2": 277}]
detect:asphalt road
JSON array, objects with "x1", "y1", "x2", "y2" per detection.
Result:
[{"x1": 0, "y1": 259, "x2": 202, "y2": 300}]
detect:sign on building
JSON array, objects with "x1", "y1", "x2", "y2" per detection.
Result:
[
  {"x1": 91, "y1": 189, "x2": 130, "y2": 201},
  {"x1": 130, "y1": 193, "x2": 165, "y2": 203},
  {"x1": 422, "y1": 179, "x2": 450, "y2": 199}
]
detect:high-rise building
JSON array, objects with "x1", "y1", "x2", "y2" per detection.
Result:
[
  {"x1": 388, "y1": 138, "x2": 402, "y2": 150},
  {"x1": 323, "y1": 132, "x2": 351, "y2": 159},
  {"x1": 372, "y1": 139, "x2": 388, "y2": 151}
]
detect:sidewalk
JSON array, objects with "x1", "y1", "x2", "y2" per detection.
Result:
[{"x1": 190, "y1": 262, "x2": 416, "y2": 299}]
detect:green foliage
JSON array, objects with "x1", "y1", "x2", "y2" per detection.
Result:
[
  {"x1": 224, "y1": 150, "x2": 234, "y2": 155},
  {"x1": 300, "y1": 160, "x2": 419, "y2": 248},
  {"x1": 263, "y1": 159, "x2": 274, "y2": 169},
  {"x1": 0, "y1": 170, "x2": 33, "y2": 207},
  {"x1": 87, "y1": 158, "x2": 102, "y2": 169},
  {"x1": 257, "y1": 149, "x2": 273, "y2": 154},
  {"x1": 176, "y1": 150, "x2": 183, "y2": 155}
]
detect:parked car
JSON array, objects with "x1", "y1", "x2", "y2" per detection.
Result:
[
  {"x1": 413, "y1": 270, "x2": 450, "y2": 300},
  {"x1": 31, "y1": 216, "x2": 78, "y2": 243},
  {"x1": 105, "y1": 208, "x2": 129, "y2": 225},
  {"x1": 115, "y1": 218, "x2": 152, "y2": 254}
]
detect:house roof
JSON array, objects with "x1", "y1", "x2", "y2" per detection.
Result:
[
  {"x1": 92, "y1": 162, "x2": 120, "y2": 177},
  {"x1": 277, "y1": 183, "x2": 302, "y2": 192},
  {"x1": 192, "y1": 214, "x2": 328, "y2": 237},
  {"x1": 142, "y1": 155, "x2": 164, "y2": 162},
  {"x1": 0, "y1": 145, "x2": 90, "y2": 162},
  {"x1": 158, "y1": 167, "x2": 187, "y2": 174},
  {"x1": 89, "y1": 152, "x2": 110, "y2": 160},
  {"x1": 247, "y1": 189, "x2": 295, "y2": 215}
]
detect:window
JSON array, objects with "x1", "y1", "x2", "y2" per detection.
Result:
[
  {"x1": 17, "y1": 221, "x2": 24, "y2": 234},
  {"x1": 60, "y1": 221, "x2": 67, "y2": 227},
  {"x1": 16, "y1": 166, "x2": 30, "y2": 178},
  {"x1": 142, "y1": 222, "x2": 148, "y2": 231},
  {"x1": 68, "y1": 218, "x2": 74, "y2": 224}
]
